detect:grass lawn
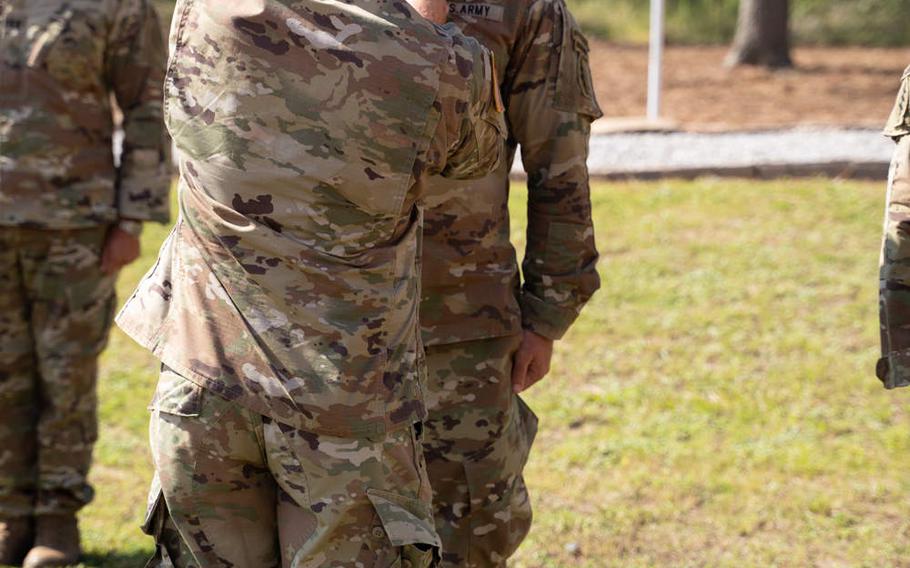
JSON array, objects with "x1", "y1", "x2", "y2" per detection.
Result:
[{"x1": 68, "y1": 178, "x2": 909, "y2": 567}]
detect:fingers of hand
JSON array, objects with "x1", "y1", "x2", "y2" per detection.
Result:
[
  {"x1": 512, "y1": 349, "x2": 532, "y2": 393},
  {"x1": 100, "y1": 246, "x2": 116, "y2": 274}
]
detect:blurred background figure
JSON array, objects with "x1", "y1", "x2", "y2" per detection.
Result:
[
  {"x1": 0, "y1": 1, "x2": 169, "y2": 565},
  {"x1": 876, "y1": 65, "x2": 910, "y2": 389}
]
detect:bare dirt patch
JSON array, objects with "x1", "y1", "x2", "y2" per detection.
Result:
[{"x1": 588, "y1": 43, "x2": 909, "y2": 131}]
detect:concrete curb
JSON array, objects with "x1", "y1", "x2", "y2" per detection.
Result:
[
  {"x1": 510, "y1": 127, "x2": 893, "y2": 182},
  {"x1": 593, "y1": 160, "x2": 889, "y2": 181},
  {"x1": 511, "y1": 160, "x2": 888, "y2": 181}
]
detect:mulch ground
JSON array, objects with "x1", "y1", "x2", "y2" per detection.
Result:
[{"x1": 588, "y1": 43, "x2": 910, "y2": 131}]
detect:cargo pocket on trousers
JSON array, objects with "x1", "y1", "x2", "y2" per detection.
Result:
[
  {"x1": 367, "y1": 488, "x2": 441, "y2": 568},
  {"x1": 463, "y1": 396, "x2": 539, "y2": 561},
  {"x1": 149, "y1": 366, "x2": 204, "y2": 417}
]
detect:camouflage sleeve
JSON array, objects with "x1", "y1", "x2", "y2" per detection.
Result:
[
  {"x1": 507, "y1": 0, "x2": 602, "y2": 340},
  {"x1": 105, "y1": 0, "x2": 170, "y2": 223},
  {"x1": 426, "y1": 28, "x2": 506, "y2": 180},
  {"x1": 878, "y1": 66, "x2": 910, "y2": 389}
]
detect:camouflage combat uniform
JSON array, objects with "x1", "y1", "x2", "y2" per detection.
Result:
[
  {"x1": 0, "y1": 0, "x2": 169, "y2": 518},
  {"x1": 115, "y1": 1, "x2": 505, "y2": 565},
  {"x1": 419, "y1": 1, "x2": 602, "y2": 565},
  {"x1": 878, "y1": 64, "x2": 910, "y2": 389}
]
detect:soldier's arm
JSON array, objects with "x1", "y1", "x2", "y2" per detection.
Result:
[
  {"x1": 425, "y1": 31, "x2": 506, "y2": 180},
  {"x1": 105, "y1": 0, "x2": 170, "y2": 224},
  {"x1": 878, "y1": 67, "x2": 910, "y2": 389},
  {"x1": 507, "y1": 0, "x2": 602, "y2": 341}
]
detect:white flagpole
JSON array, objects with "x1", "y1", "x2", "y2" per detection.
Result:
[{"x1": 647, "y1": 0, "x2": 666, "y2": 121}]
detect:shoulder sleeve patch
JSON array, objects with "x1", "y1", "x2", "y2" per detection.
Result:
[{"x1": 550, "y1": 3, "x2": 602, "y2": 119}]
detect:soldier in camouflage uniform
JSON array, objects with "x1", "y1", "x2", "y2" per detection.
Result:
[
  {"x1": 115, "y1": 0, "x2": 505, "y2": 565},
  {"x1": 0, "y1": 1, "x2": 169, "y2": 565},
  {"x1": 418, "y1": 1, "x2": 602, "y2": 565},
  {"x1": 878, "y1": 64, "x2": 910, "y2": 389}
]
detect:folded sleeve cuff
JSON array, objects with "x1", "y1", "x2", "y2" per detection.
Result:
[{"x1": 519, "y1": 291, "x2": 579, "y2": 341}]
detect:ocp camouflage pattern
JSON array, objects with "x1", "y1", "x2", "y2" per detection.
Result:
[
  {"x1": 0, "y1": 227, "x2": 115, "y2": 517},
  {"x1": 143, "y1": 366, "x2": 440, "y2": 567},
  {"x1": 883, "y1": 65, "x2": 910, "y2": 141},
  {"x1": 117, "y1": 0, "x2": 506, "y2": 438},
  {"x1": 878, "y1": 64, "x2": 910, "y2": 389},
  {"x1": 421, "y1": 336, "x2": 537, "y2": 568},
  {"x1": 0, "y1": 0, "x2": 170, "y2": 228},
  {"x1": 420, "y1": 0, "x2": 602, "y2": 346}
]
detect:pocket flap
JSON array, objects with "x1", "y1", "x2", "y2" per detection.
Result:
[
  {"x1": 366, "y1": 489, "x2": 441, "y2": 549},
  {"x1": 148, "y1": 366, "x2": 203, "y2": 417}
]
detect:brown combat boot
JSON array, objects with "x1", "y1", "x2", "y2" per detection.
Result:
[
  {"x1": 22, "y1": 515, "x2": 80, "y2": 567},
  {"x1": 0, "y1": 517, "x2": 34, "y2": 565}
]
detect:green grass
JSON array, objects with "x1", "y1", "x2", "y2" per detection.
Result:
[
  {"x1": 71, "y1": 177, "x2": 909, "y2": 566},
  {"x1": 565, "y1": 0, "x2": 910, "y2": 45},
  {"x1": 566, "y1": 0, "x2": 739, "y2": 44}
]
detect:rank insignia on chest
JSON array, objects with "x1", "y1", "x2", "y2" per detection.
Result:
[{"x1": 448, "y1": 2, "x2": 505, "y2": 22}]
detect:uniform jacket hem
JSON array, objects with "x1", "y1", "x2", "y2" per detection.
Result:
[{"x1": 115, "y1": 315, "x2": 424, "y2": 439}]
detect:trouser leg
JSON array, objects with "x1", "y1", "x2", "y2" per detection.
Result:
[
  {"x1": 146, "y1": 365, "x2": 441, "y2": 567},
  {"x1": 266, "y1": 421, "x2": 439, "y2": 567},
  {"x1": 422, "y1": 335, "x2": 539, "y2": 568},
  {"x1": 0, "y1": 229, "x2": 38, "y2": 518},
  {"x1": 146, "y1": 366, "x2": 280, "y2": 568},
  {"x1": 19, "y1": 228, "x2": 114, "y2": 515}
]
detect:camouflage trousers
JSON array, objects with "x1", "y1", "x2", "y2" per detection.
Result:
[
  {"x1": 143, "y1": 365, "x2": 441, "y2": 567},
  {"x1": 0, "y1": 226, "x2": 115, "y2": 517},
  {"x1": 422, "y1": 335, "x2": 538, "y2": 568},
  {"x1": 879, "y1": 134, "x2": 910, "y2": 387}
]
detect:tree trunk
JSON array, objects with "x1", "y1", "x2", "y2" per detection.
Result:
[{"x1": 725, "y1": 0, "x2": 793, "y2": 68}]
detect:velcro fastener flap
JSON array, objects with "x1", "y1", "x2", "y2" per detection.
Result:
[{"x1": 366, "y1": 488, "x2": 441, "y2": 549}]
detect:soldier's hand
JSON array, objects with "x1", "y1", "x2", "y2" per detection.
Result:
[
  {"x1": 407, "y1": 0, "x2": 448, "y2": 24},
  {"x1": 511, "y1": 330, "x2": 554, "y2": 394},
  {"x1": 100, "y1": 227, "x2": 141, "y2": 275}
]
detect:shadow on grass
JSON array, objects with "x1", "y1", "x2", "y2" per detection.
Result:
[{"x1": 80, "y1": 549, "x2": 152, "y2": 568}]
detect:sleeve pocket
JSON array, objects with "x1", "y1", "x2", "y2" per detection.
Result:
[
  {"x1": 552, "y1": 8, "x2": 603, "y2": 119},
  {"x1": 543, "y1": 221, "x2": 594, "y2": 274}
]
